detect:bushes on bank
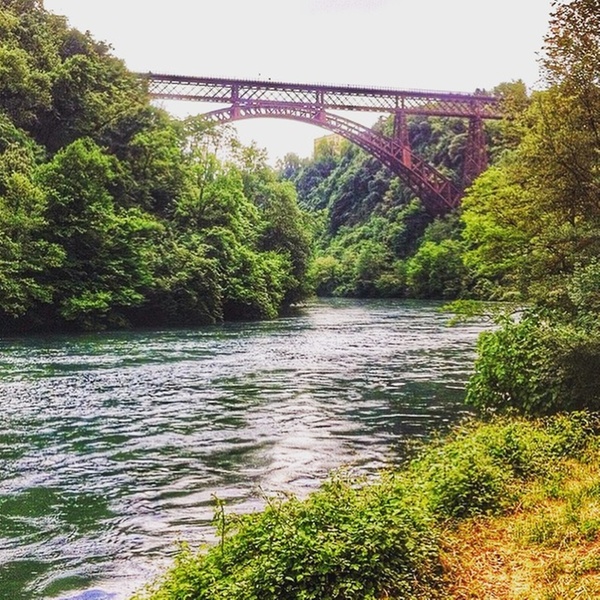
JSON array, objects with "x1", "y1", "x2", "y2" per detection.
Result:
[
  {"x1": 134, "y1": 414, "x2": 598, "y2": 600},
  {"x1": 466, "y1": 308, "x2": 600, "y2": 416},
  {"x1": 139, "y1": 473, "x2": 443, "y2": 600}
]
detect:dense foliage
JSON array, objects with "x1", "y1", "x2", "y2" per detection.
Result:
[
  {"x1": 466, "y1": 308, "x2": 600, "y2": 415},
  {"x1": 461, "y1": 0, "x2": 600, "y2": 416},
  {"x1": 281, "y1": 0, "x2": 600, "y2": 421},
  {"x1": 135, "y1": 413, "x2": 599, "y2": 600},
  {"x1": 0, "y1": 0, "x2": 313, "y2": 332}
]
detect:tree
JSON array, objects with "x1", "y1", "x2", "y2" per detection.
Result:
[
  {"x1": 464, "y1": 0, "x2": 600, "y2": 416},
  {"x1": 276, "y1": 152, "x2": 307, "y2": 180},
  {"x1": 538, "y1": 0, "x2": 600, "y2": 218},
  {"x1": 0, "y1": 112, "x2": 44, "y2": 191},
  {"x1": 460, "y1": 164, "x2": 534, "y2": 300},
  {"x1": 0, "y1": 172, "x2": 64, "y2": 323},
  {"x1": 121, "y1": 112, "x2": 189, "y2": 216},
  {"x1": 38, "y1": 138, "x2": 160, "y2": 329},
  {"x1": 513, "y1": 0, "x2": 600, "y2": 304},
  {"x1": 405, "y1": 239, "x2": 467, "y2": 299},
  {"x1": 542, "y1": 0, "x2": 600, "y2": 90},
  {"x1": 138, "y1": 232, "x2": 223, "y2": 327},
  {"x1": 460, "y1": 0, "x2": 600, "y2": 305},
  {"x1": 0, "y1": 44, "x2": 52, "y2": 128},
  {"x1": 256, "y1": 179, "x2": 313, "y2": 304},
  {"x1": 39, "y1": 51, "x2": 145, "y2": 152}
]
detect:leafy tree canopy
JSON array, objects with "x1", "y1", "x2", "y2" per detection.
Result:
[{"x1": 0, "y1": 1, "x2": 314, "y2": 332}]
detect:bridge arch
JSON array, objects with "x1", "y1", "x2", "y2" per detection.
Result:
[{"x1": 201, "y1": 105, "x2": 462, "y2": 215}]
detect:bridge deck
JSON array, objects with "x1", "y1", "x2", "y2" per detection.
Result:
[{"x1": 141, "y1": 73, "x2": 503, "y2": 119}]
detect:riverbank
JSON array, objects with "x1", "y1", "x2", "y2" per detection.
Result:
[
  {"x1": 132, "y1": 412, "x2": 600, "y2": 599},
  {"x1": 442, "y1": 451, "x2": 600, "y2": 598}
]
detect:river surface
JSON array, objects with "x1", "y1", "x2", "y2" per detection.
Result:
[{"x1": 0, "y1": 298, "x2": 489, "y2": 600}]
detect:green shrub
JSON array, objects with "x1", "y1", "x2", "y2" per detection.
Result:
[
  {"x1": 409, "y1": 415, "x2": 598, "y2": 520},
  {"x1": 466, "y1": 309, "x2": 600, "y2": 415},
  {"x1": 137, "y1": 472, "x2": 444, "y2": 600},
  {"x1": 410, "y1": 421, "x2": 530, "y2": 519},
  {"x1": 413, "y1": 440, "x2": 511, "y2": 519}
]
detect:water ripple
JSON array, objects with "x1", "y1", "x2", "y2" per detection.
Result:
[{"x1": 0, "y1": 298, "x2": 489, "y2": 600}]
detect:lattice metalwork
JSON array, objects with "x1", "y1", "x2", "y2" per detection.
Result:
[
  {"x1": 140, "y1": 73, "x2": 504, "y2": 214},
  {"x1": 142, "y1": 73, "x2": 502, "y2": 119},
  {"x1": 201, "y1": 105, "x2": 462, "y2": 214}
]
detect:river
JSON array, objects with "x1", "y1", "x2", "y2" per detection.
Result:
[{"x1": 0, "y1": 298, "x2": 489, "y2": 600}]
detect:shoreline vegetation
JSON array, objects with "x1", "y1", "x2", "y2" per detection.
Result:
[{"x1": 133, "y1": 413, "x2": 600, "y2": 600}]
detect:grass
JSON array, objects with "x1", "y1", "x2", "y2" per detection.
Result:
[
  {"x1": 442, "y1": 457, "x2": 600, "y2": 599},
  {"x1": 132, "y1": 412, "x2": 600, "y2": 600}
]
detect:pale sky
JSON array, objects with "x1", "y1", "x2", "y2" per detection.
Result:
[{"x1": 43, "y1": 0, "x2": 554, "y2": 163}]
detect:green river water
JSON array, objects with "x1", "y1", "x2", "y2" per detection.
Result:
[{"x1": 0, "y1": 298, "x2": 489, "y2": 600}]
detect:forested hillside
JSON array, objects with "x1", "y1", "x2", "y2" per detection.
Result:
[
  {"x1": 278, "y1": 85, "x2": 528, "y2": 300},
  {"x1": 0, "y1": 0, "x2": 313, "y2": 333}
]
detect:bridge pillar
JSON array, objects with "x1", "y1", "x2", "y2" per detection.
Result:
[
  {"x1": 393, "y1": 110, "x2": 411, "y2": 167},
  {"x1": 315, "y1": 90, "x2": 327, "y2": 123},
  {"x1": 462, "y1": 116, "x2": 488, "y2": 188}
]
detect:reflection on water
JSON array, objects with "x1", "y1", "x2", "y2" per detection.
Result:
[{"x1": 0, "y1": 298, "x2": 489, "y2": 599}]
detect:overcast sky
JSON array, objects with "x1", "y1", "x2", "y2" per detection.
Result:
[{"x1": 43, "y1": 0, "x2": 554, "y2": 163}]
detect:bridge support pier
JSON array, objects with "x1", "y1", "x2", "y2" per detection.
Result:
[{"x1": 393, "y1": 110, "x2": 412, "y2": 167}]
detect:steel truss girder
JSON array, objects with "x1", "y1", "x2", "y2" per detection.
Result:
[
  {"x1": 142, "y1": 73, "x2": 502, "y2": 119},
  {"x1": 202, "y1": 105, "x2": 462, "y2": 215}
]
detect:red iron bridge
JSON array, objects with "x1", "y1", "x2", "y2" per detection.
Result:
[{"x1": 140, "y1": 73, "x2": 504, "y2": 215}]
